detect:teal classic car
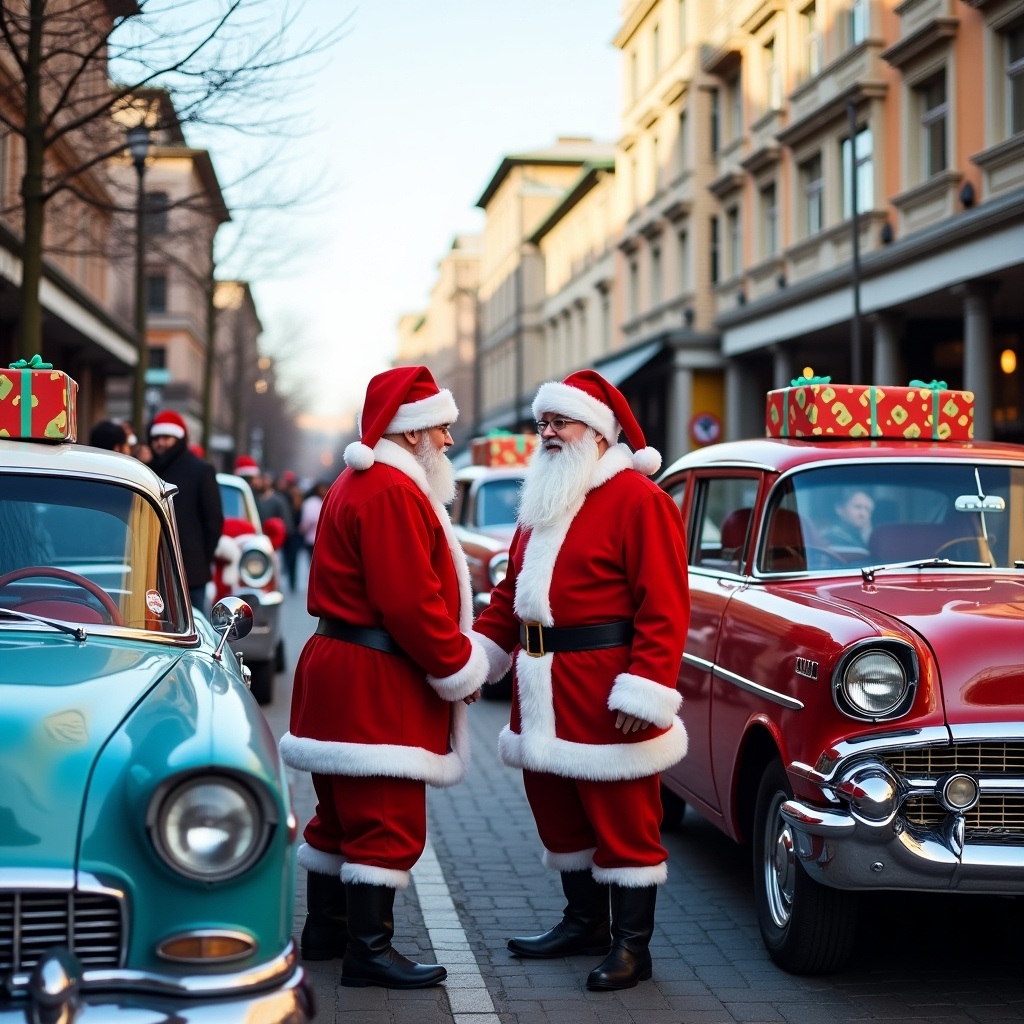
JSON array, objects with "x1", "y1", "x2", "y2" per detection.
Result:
[{"x1": 0, "y1": 436, "x2": 312, "y2": 1023}]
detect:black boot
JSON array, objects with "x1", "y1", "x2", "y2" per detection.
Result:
[
  {"x1": 340, "y1": 882, "x2": 447, "y2": 989},
  {"x1": 508, "y1": 871, "x2": 611, "y2": 958},
  {"x1": 586, "y1": 884, "x2": 657, "y2": 991},
  {"x1": 300, "y1": 871, "x2": 348, "y2": 960}
]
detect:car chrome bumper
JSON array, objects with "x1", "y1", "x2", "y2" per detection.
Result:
[
  {"x1": 0, "y1": 946, "x2": 313, "y2": 1024},
  {"x1": 781, "y1": 798, "x2": 1024, "y2": 893}
]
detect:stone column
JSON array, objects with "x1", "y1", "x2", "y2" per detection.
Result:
[
  {"x1": 725, "y1": 360, "x2": 748, "y2": 441},
  {"x1": 666, "y1": 347, "x2": 694, "y2": 458},
  {"x1": 870, "y1": 312, "x2": 901, "y2": 386},
  {"x1": 954, "y1": 281, "x2": 998, "y2": 440},
  {"x1": 771, "y1": 345, "x2": 793, "y2": 390}
]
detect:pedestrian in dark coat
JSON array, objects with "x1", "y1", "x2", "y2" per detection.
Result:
[{"x1": 148, "y1": 410, "x2": 224, "y2": 616}]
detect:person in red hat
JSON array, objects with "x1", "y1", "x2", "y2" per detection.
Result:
[
  {"x1": 148, "y1": 409, "x2": 224, "y2": 615},
  {"x1": 234, "y1": 453, "x2": 260, "y2": 478},
  {"x1": 279, "y1": 365, "x2": 488, "y2": 990},
  {"x1": 471, "y1": 369, "x2": 690, "y2": 992}
]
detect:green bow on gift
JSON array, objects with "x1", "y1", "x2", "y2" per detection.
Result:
[
  {"x1": 790, "y1": 374, "x2": 831, "y2": 386},
  {"x1": 9, "y1": 354, "x2": 53, "y2": 370},
  {"x1": 908, "y1": 379, "x2": 947, "y2": 390}
]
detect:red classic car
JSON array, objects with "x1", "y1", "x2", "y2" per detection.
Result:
[{"x1": 658, "y1": 433, "x2": 1024, "y2": 974}]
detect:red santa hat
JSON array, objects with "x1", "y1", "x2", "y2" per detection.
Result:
[
  {"x1": 149, "y1": 409, "x2": 187, "y2": 441},
  {"x1": 532, "y1": 369, "x2": 661, "y2": 476},
  {"x1": 234, "y1": 454, "x2": 260, "y2": 478},
  {"x1": 344, "y1": 365, "x2": 458, "y2": 470}
]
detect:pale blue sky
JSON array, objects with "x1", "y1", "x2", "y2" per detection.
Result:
[{"x1": 239, "y1": 0, "x2": 623, "y2": 422}]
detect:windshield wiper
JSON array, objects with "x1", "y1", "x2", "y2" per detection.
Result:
[
  {"x1": 861, "y1": 558, "x2": 992, "y2": 583},
  {"x1": 0, "y1": 607, "x2": 87, "y2": 641}
]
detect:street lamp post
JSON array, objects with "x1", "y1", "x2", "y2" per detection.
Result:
[{"x1": 127, "y1": 124, "x2": 152, "y2": 430}]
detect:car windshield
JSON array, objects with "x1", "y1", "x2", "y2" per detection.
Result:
[
  {"x1": 760, "y1": 461, "x2": 1024, "y2": 574},
  {"x1": 0, "y1": 474, "x2": 190, "y2": 632},
  {"x1": 476, "y1": 478, "x2": 522, "y2": 527},
  {"x1": 219, "y1": 482, "x2": 249, "y2": 521}
]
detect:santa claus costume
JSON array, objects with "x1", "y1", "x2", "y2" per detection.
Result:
[
  {"x1": 472, "y1": 370, "x2": 690, "y2": 991},
  {"x1": 279, "y1": 365, "x2": 488, "y2": 989}
]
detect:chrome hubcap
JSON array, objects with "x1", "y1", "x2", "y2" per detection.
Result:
[{"x1": 764, "y1": 792, "x2": 795, "y2": 929}]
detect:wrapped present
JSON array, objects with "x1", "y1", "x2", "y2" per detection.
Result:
[
  {"x1": 0, "y1": 355, "x2": 78, "y2": 442},
  {"x1": 470, "y1": 430, "x2": 538, "y2": 467},
  {"x1": 765, "y1": 377, "x2": 974, "y2": 441}
]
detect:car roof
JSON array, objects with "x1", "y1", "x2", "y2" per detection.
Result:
[
  {"x1": 660, "y1": 436, "x2": 1024, "y2": 477},
  {"x1": 0, "y1": 438, "x2": 171, "y2": 501},
  {"x1": 454, "y1": 464, "x2": 527, "y2": 482}
]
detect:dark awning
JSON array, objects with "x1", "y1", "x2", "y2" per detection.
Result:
[{"x1": 592, "y1": 339, "x2": 665, "y2": 386}]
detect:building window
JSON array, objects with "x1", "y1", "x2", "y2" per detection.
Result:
[
  {"x1": 651, "y1": 244, "x2": 663, "y2": 306},
  {"x1": 677, "y1": 229, "x2": 689, "y2": 291},
  {"x1": 631, "y1": 153, "x2": 639, "y2": 210},
  {"x1": 761, "y1": 182, "x2": 778, "y2": 257},
  {"x1": 841, "y1": 126, "x2": 874, "y2": 219},
  {"x1": 679, "y1": 0, "x2": 687, "y2": 49},
  {"x1": 653, "y1": 133, "x2": 662, "y2": 194},
  {"x1": 727, "y1": 205, "x2": 741, "y2": 278},
  {"x1": 710, "y1": 89, "x2": 721, "y2": 155},
  {"x1": 764, "y1": 37, "x2": 781, "y2": 111},
  {"x1": 728, "y1": 72, "x2": 743, "y2": 140},
  {"x1": 800, "y1": 153, "x2": 823, "y2": 236},
  {"x1": 849, "y1": 0, "x2": 867, "y2": 47},
  {"x1": 802, "y1": 2, "x2": 822, "y2": 79},
  {"x1": 629, "y1": 258, "x2": 639, "y2": 317},
  {"x1": 652, "y1": 23, "x2": 660, "y2": 78},
  {"x1": 149, "y1": 345, "x2": 167, "y2": 370},
  {"x1": 144, "y1": 191, "x2": 169, "y2": 234},
  {"x1": 676, "y1": 109, "x2": 688, "y2": 176},
  {"x1": 0, "y1": 132, "x2": 8, "y2": 205},
  {"x1": 1007, "y1": 22, "x2": 1024, "y2": 136},
  {"x1": 631, "y1": 50, "x2": 639, "y2": 103},
  {"x1": 146, "y1": 274, "x2": 168, "y2": 313},
  {"x1": 601, "y1": 292, "x2": 611, "y2": 349},
  {"x1": 918, "y1": 71, "x2": 948, "y2": 178},
  {"x1": 710, "y1": 216, "x2": 720, "y2": 284}
]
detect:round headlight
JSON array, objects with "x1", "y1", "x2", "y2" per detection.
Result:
[
  {"x1": 239, "y1": 549, "x2": 272, "y2": 588},
  {"x1": 840, "y1": 649, "x2": 908, "y2": 717},
  {"x1": 152, "y1": 776, "x2": 264, "y2": 880},
  {"x1": 488, "y1": 554, "x2": 509, "y2": 587}
]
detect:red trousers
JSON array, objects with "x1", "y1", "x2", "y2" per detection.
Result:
[
  {"x1": 304, "y1": 773, "x2": 426, "y2": 871},
  {"x1": 523, "y1": 769, "x2": 667, "y2": 871}
]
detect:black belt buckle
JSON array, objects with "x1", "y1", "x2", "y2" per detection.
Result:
[{"x1": 522, "y1": 621, "x2": 545, "y2": 658}]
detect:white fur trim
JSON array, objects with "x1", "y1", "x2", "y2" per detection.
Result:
[
  {"x1": 427, "y1": 631, "x2": 489, "y2": 700},
  {"x1": 592, "y1": 862, "x2": 668, "y2": 887},
  {"x1": 542, "y1": 847, "x2": 597, "y2": 872},
  {"x1": 297, "y1": 844, "x2": 344, "y2": 876},
  {"x1": 472, "y1": 630, "x2": 513, "y2": 683},
  {"x1": 632, "y1": 446, "x2": 662, "y2": 476},
  {"x1": 341, "y1": 862, "x2": 410, "y2": 890},
  {"x1": 344, "y1": 441, "x2": 375, "y2": 470},
  {"x1": 386, "y1": 389, "x2": 459, "y2": 435},
  {"x1": 215, "y1": 534, "x2": 242, "y2": 588},
  {"x1": 279, "y1": 725, "x2": 470, "y2": 788},
  {"x1": 533, "y1": 381, "x2": 618, "y2": 442},
  {"x1": 150, "y1": 422, "x2": 185, "y2": 439},
  {"x1": 608, "y1": 673, "x2": 682, "y2": 730}
]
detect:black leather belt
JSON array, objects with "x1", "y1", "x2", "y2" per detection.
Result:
[
  {"x1": 518, "y1": 619, "x2": 634, "y2": 658},
  {"x1": 316, "y1": 616, "x2": 405, "y2": 656}
]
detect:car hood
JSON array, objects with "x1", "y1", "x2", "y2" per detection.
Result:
[
  {"x1": 816, "y1": 576, "x2": 1024, "y2": 725},
  {"x1": 454, "y1": 524, "x2": 516, "y2": 548},
  {"x1": 0, "y1": 635, "x2": 182, "y2": 867}
]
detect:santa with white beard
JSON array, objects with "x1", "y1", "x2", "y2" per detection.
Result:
[
  {"x1": 472, "y1": 369, "x2": 690, "y2": 993},
  {"x1": 280, "y1": 365, "x2": 487, "y2": 991}
]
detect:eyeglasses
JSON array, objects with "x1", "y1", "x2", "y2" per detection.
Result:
[{"x1": 536, "y1": 418, "x2": 582, "y2": 433}]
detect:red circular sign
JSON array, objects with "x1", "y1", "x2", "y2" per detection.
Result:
[{"x1": 689, "y1": 411, "x2": 722, "y2": 446}]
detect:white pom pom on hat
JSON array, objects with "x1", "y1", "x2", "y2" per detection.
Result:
[
  {"x1": 532, "y1": 369, "x2": 662, "y2": 476},
  {"x1": 344, "y1": 365, "x2": 459, "y2": 470}
]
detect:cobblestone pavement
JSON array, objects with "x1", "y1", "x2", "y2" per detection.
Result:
[{"x1": 267, "y1": 591, "x2": 1024, "y2": 1024}]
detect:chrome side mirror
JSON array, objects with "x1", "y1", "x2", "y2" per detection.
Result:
[{"x1": 210, "y1": 596, "x2": 254, "y2": 661}]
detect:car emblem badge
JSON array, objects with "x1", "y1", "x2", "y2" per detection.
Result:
[{"x1": 795, "y1": 657, "x2": 819, "y2": 680}]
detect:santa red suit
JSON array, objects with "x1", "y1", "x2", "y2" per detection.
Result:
[
  {"x1": 472, "y1": 373, "x2": 690, "y2": 887},
  {"x1": 279, "y1": 367, "x2": 487, "y2": 891}
]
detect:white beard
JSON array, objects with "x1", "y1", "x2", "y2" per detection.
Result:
[
  {"x1": 517, "y1": 428, "x2": 600, "y2": 531},
  {"x1": 415, "y1": 434, "x2": 456, "y2": 505}
]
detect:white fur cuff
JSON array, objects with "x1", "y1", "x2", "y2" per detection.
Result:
[
  {"x1": 471, "y1": 630, "x2": 513, "y2": 683},
  {"x1": 592, "y1": 862, "x2": 668, "y2": 886},
  {"x1": 341, "y1": 861, "x2": 410, "y2": 890},
  {"x1": 427, "y1": 632, "x2": 489, "y2": 700},
  {"x1": 297, "y1": 844, "x2": 345, "y2": 876},
  {"x1": 608, "y1": 672, "x2": 682, "y2": 729},
  {"x1": 542, "y1": 847, "x2": 597, "y2": 872}
]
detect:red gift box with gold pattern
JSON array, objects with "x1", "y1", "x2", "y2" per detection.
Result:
[
  {"x1": 0, "y1": 356, "x2": 78, "y2": 442},
  {"x1": 470, "y1": 432, "x2": 538, "y2": 467},
  {"x1": 766, "y1": 378, "x2": 973, "y2": 440}
]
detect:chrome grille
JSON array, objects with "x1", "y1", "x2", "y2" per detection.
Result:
[
  {"x1": 0, "y1": 891, "x2": 123, "y2": 974},
  {"x1": 882, "y1": 743, "x2": 1024, "y2": 776},
  {"x1": 903, "y1": 794, "x2": 1024, "y2": 836}
]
